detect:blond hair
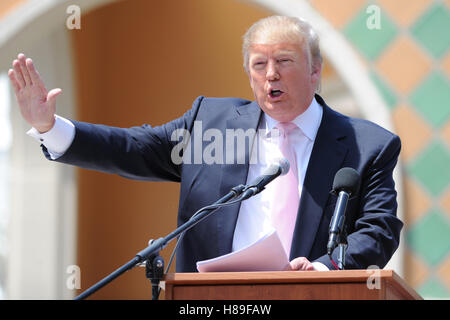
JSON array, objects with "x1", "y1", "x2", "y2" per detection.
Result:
[{"x1": 242, "y1": 16, "x2": 322, "y2": 74}]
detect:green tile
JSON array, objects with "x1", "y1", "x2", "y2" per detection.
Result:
[
  {"x1": 411, "y1": 4, "x2": 450, "y2": 59},
  {"x1": 344, "y1": 7, "x2": 397, "y2": 60},
  {"x1": 407, "y1": 209, "x2": 450, "y2": 266},
  {"x1": 408, "y1": 141, "x2": 450, "y2": 196},
  {"x1": 370, "y1": 71, "x2": 397, "y2": 109},
  {"x1": 410, "y1": 72, "x2": 450, "y2": 128},
  {"x1": 418, "y1": 277, "x2": 450, "y2": 299}
]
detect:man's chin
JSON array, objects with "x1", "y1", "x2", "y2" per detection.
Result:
[{"x1": 261, "y1": 102, "x2": 295, "y2": 121}]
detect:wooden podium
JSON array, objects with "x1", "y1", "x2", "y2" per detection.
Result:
[{"x1": 163, "y1": 270, "x2": 422, "y2": 300}]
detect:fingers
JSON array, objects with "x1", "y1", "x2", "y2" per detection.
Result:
[
  {"x1": 8, "y1": 69, "x2": 21, "y2": 93},
  {"x1": 11, "y1": 53, "x2": 46, "y2": 91},
  {"x1": 18, "y1": 53, "x2": 32, "y2": 86},
  {"x1": 26, "y1": 57, "x2": 46, "y2": 91},
  {"x1": 289, "y1": 257, "x2": 315, "y2": 271},
  {"x1": 12, "y1": 58, "x2": 25, "y2": 88}
]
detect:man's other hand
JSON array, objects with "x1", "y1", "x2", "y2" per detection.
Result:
[{"x1": 287, "y1": 257, "x2": 315, "y2": 271}]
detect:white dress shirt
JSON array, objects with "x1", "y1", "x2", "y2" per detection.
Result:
[{"x1": 27, "y1": 97, "x2": 328, "y2": 270}]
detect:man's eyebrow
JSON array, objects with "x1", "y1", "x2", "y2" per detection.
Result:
[{"x1": 249, "y1": 53, "x2": 266, "y2": 59}]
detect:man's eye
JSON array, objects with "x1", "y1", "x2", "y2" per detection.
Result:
[
  {"x1": 278, "y1": 59, "x2": 291, "y2": 63},
  {"x1": 252, "y1": 61, "x2": 266, "y2": 69}
]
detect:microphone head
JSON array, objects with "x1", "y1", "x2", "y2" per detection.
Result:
[
  {"x1": 276, "y1": 157, "x2": 290, "y2": 176},
  {"x1": 332, "y1": 167, "x2": 361, "y2": 196},
  {"x1": 263, "y1": 157, "x2": 290, "y2": 176}
]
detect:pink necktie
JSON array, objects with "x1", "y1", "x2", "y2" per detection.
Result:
[{"x1": 271, "y1": 122, "x2": 300, "y2": 257}]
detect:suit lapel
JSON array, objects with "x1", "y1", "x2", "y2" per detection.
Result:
[
  {"x1": 216, "y1": 101, "x2": 262, "y2": 256},
  {"x1": 290, "y1": 96, "x2": 348, "y2": 260}
]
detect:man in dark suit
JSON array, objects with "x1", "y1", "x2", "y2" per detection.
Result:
[{"x1": 8, "y1": 16, "x2": 403, "y2": 272}]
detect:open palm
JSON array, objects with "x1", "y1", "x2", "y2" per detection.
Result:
[{"x1": 8, "y1": 53, "x2": 61, "y2": 133}]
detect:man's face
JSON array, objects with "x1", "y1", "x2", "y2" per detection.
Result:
[{"x1": 247, "y1": 41, "x2": 320, "y2": 122}]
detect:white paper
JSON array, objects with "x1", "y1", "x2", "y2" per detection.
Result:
[{"x1": 196, "y1": 230, "x2": 290, "y2": 272}]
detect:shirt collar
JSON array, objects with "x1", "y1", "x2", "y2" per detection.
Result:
[{"x1": 263, "y1": 96, "x2": 323, "y2": 141}]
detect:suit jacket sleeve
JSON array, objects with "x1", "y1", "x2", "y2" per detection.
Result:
[
  {"x1": 314, "y1": 134, "x2": 403, "y2": 270},
  {"x1": 43, "y1": 96, "x2": 205, "y2": 182}
]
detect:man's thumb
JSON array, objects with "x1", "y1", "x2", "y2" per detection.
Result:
[{"x1": 47, "y1": 88, "x2": 62, "y2": 104}]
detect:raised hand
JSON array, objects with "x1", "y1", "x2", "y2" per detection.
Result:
[{"x1": 8, "y1": 53, "x2": 62, "y2": 133}]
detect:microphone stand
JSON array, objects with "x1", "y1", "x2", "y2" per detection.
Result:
[
  {"x1": 144, "y1": 241, "x2": 165, "y2": 300},
  {"x1": 337, "y1": 227, "x2": 348, "y2": 270},
  {"x1": 74, "y1": 184, "x2": 246, "y2": 300}
]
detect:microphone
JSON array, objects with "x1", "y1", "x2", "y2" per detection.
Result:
[
  {"x1": 327, "y1": 167, "x2": 361, "y2": 256},
  {"x1": 240, "y1": 158, "x2": 290, "y2": 200}
]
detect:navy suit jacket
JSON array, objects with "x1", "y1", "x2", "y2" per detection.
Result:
[{"x1": 46, "y1": 94, "x2": 403, "y2": 272}]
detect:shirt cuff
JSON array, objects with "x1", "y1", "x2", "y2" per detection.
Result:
[
  {"x1": 311, "y1": 261, "x2": 330, "y2": 271},
  {"x1": 26, "y1": 115, "x2": 76, "y2": 160}
]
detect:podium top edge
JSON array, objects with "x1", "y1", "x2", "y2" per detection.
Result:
[{"x1": 164, "y1": 269, "x2": 397, "y2": 284}]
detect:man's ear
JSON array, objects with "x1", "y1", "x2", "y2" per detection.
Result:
[
  {"x1": 311, "y1": 61, "x2": 322, "y2": 79},
  {"x1": 311, "y1": 61, "x2": 322, "y2": 90}
]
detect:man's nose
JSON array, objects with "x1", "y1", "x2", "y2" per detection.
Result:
[{"x1": 266, "y1": 61, "x2": 280, "y2": 80}]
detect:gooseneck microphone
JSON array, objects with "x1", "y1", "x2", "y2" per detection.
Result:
[
  {"x1": 327, "y1": 167, "x2": 361, "y2": 256},
  {"x1": 239, "y1": 158, "x2": 290, "y2": 200}
]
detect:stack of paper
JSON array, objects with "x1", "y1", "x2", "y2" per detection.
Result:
[{"x1": 196, "y1": 230, "x2": 290, "y2": 272}]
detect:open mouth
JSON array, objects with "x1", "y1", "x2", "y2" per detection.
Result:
[{"x1": 269, "y1": 89, "x2": 284, "y2": 98}]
